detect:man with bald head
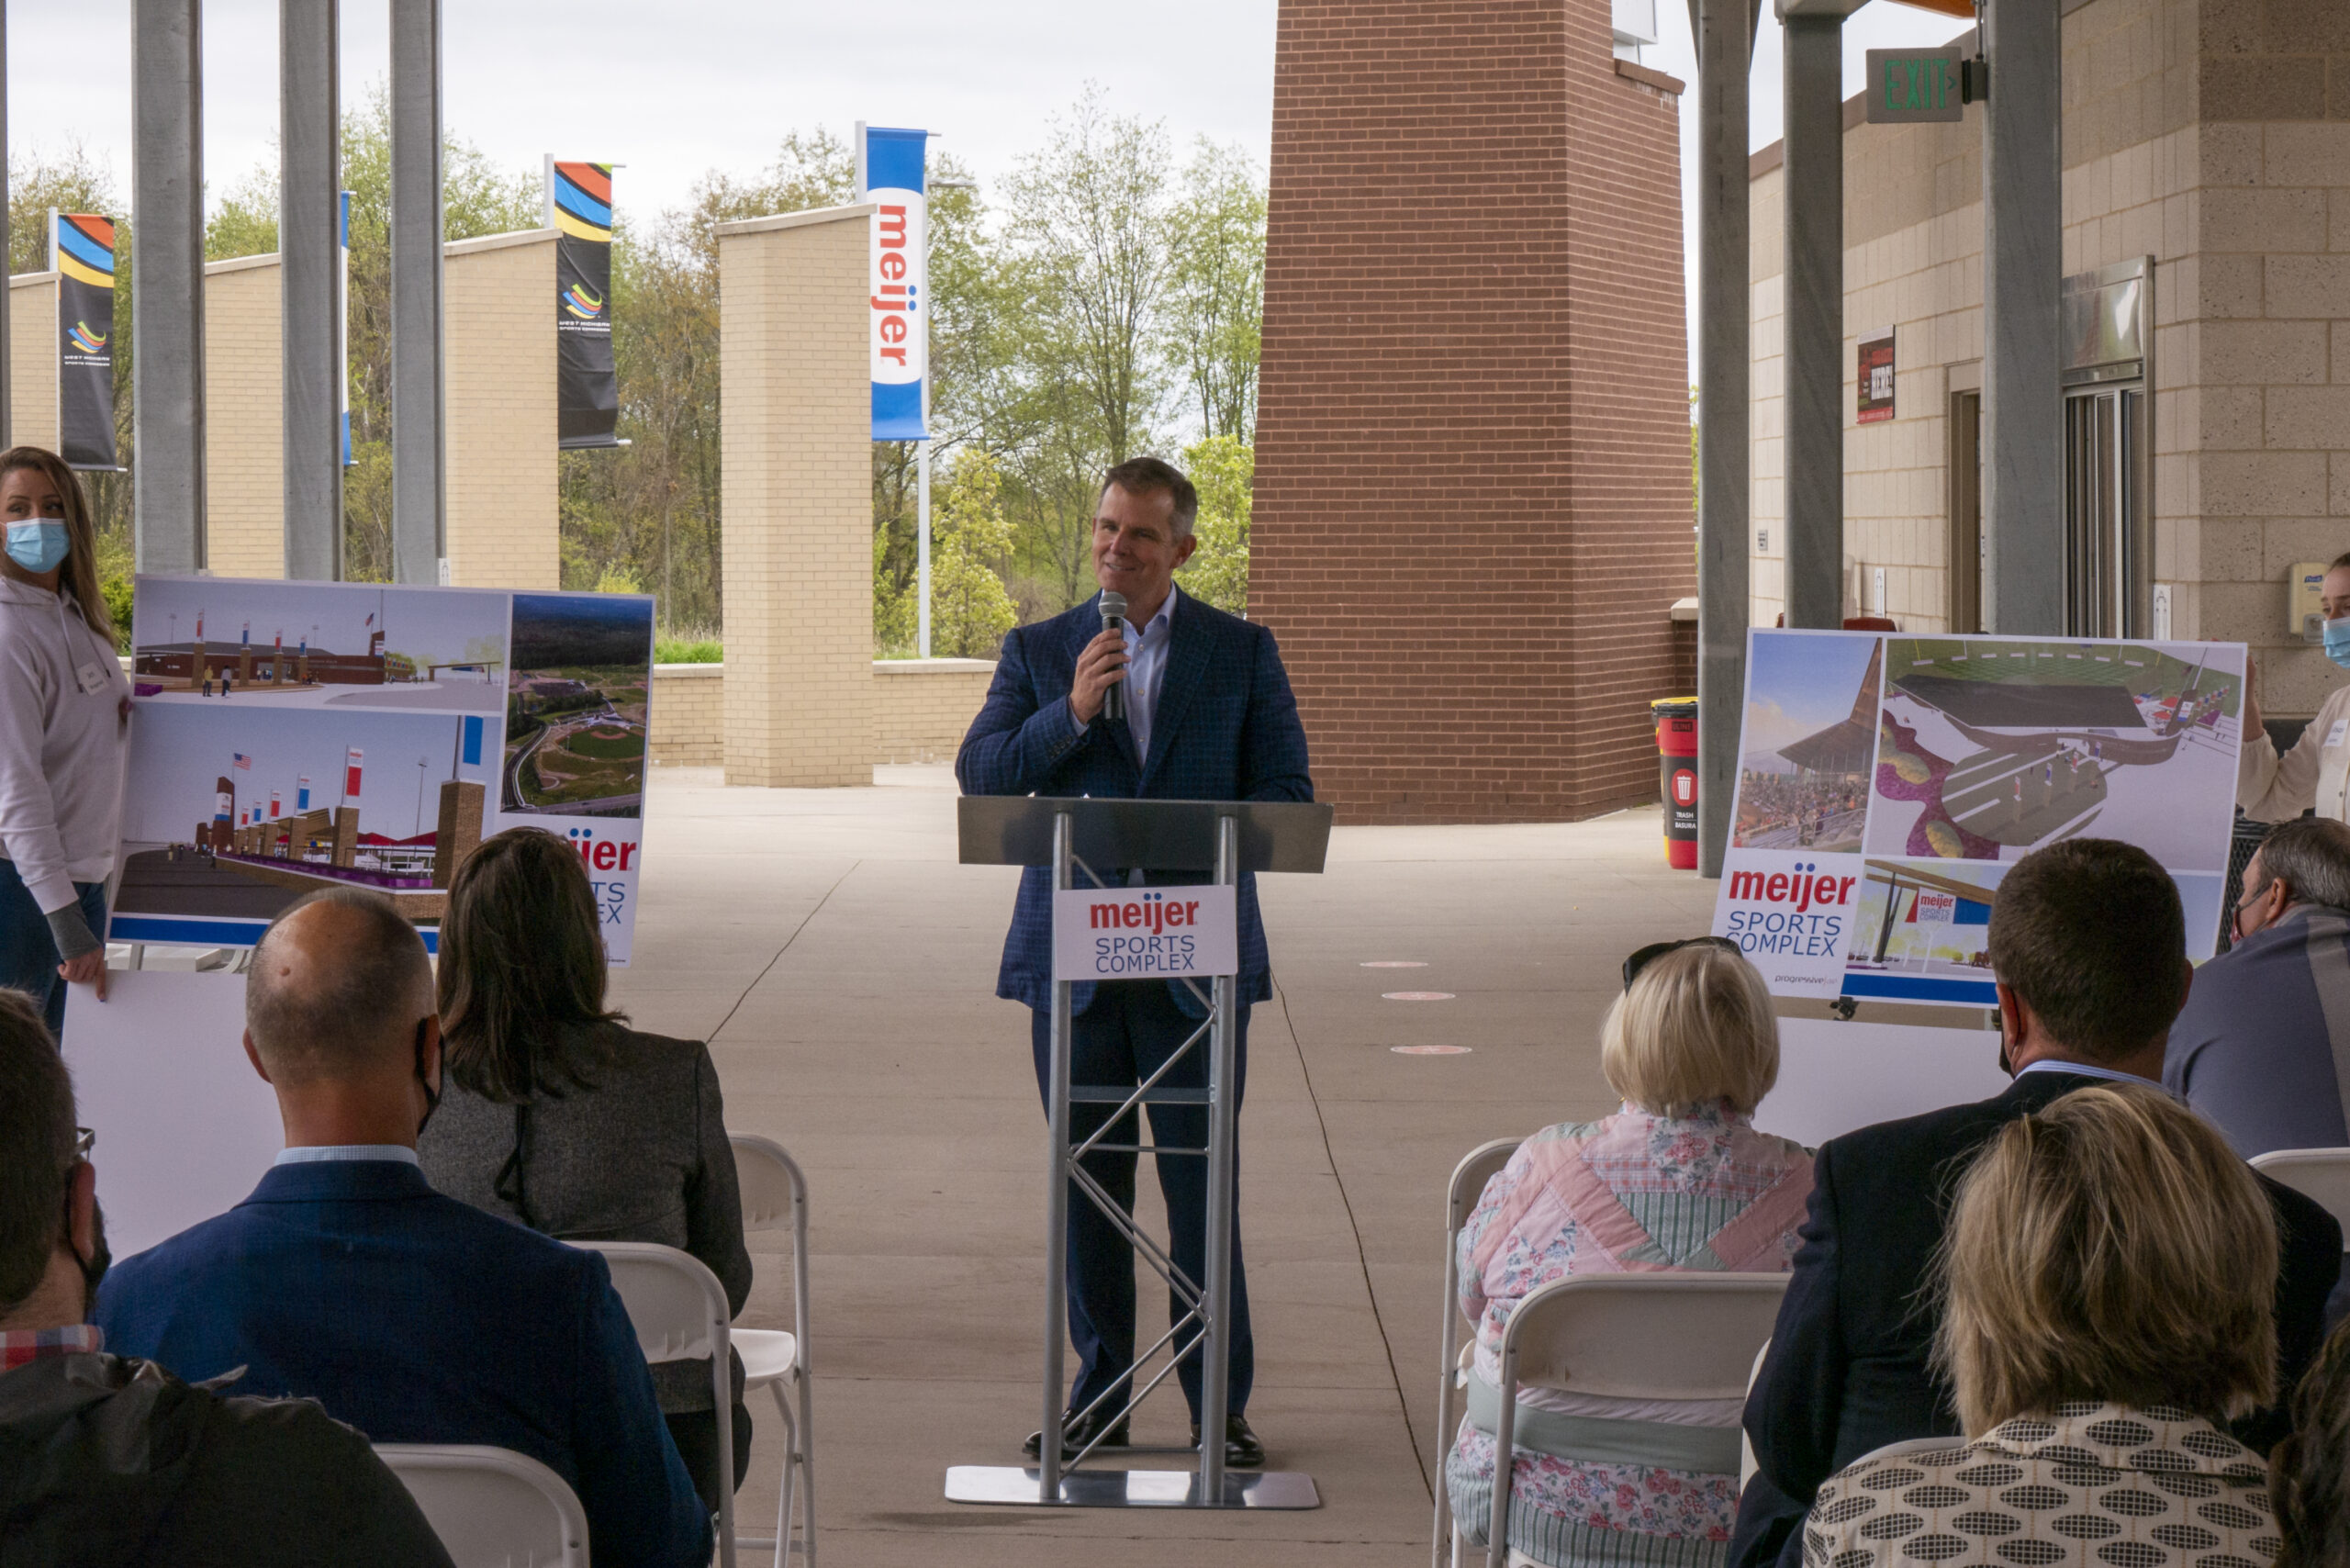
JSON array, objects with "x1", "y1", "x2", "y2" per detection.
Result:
[{"x1": 96, "y1": 889, "x2": 711, "y2": 1568}]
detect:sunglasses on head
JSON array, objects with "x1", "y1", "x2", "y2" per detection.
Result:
[{"x1": 1621, "y1": 936, "x2": 1741, "y2": 992}]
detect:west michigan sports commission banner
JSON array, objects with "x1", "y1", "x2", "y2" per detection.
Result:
[
  {"x1": 859, "y1": 126, "x2": 928, "y2": 441},
  {"x1": 52, "y1": 213, "x2": 118, "y2": 471},
  {"x1": 549, "y1": 161, "x2": 621, "y2": 449},
  {"x1": 111, "y1": 578, "x2": 657, "y2": 962},
  {"x1": 1712, "y1": 629, "x2": 2245, "y2": 1006}
]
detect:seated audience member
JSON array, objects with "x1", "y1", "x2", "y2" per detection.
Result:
[
  {"x1": 1448, "y1": 939, "x2": 1815, "y2": 1566},
  {"x1": 0, "y1": 989, "x2": 454, "y2": 1567},
  {"x1": 419, "y1": 827, "x2": 754, "y2": 1513},
  {"x1": 2273, "y1": 1316, "x2": 2350, "y2": 1567},
  {"x1": 94, "y1": 889, "x2": 711, "y2": 1568},
  {"x1": 2166, "y1": 815, "x2": 2350, "y2": 1156},
  {"x1": 1805, "y1": 1084, "x2": 2285, "y2": 1568},
  {"x1": 1732, "y1": 838, "x2": 2341, "y2": 1568}
]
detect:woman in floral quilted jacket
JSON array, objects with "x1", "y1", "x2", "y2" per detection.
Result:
[{"x1": 1447, "y1": 939, "x2": 1814, "y2": 1567}]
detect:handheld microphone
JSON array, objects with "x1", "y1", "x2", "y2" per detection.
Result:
[{"x1": 1099, "y1": 590, "x2": 1128, "y2": 723}]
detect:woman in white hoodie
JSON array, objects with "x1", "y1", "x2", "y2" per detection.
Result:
[{"x1": 0, "y1": 447, "x2": 127, "y2": 1036}]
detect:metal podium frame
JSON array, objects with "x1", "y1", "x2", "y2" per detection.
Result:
[{"x1": 945, "y1": 796, "x2": 1332, "y2": 1511}]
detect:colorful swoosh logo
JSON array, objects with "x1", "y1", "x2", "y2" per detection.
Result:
[
  {"x1": 67, "y1": 321, "x2": 106, "y2": 353},
  {"x1": 563, "y1": 284, "x2": 605, "y2": 320}
]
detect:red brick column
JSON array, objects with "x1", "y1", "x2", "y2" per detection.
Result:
[{"x1": 1252, "y1": 0, "x2": 1693, "y2": 823}]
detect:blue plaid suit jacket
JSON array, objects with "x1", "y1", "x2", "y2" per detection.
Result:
[{"x1": 957, "y1": 590, "x2": 1314, "y2": 1014}]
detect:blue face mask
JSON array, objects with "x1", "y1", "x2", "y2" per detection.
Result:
[
  {"x1": 2326, "y1": 617, "x2": 2350, "y2": 671},
  {"x1": 5, "y1": 520, "x2": 69, "y2": 576}
]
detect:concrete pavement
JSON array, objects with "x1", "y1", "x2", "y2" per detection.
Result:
[{"x1": 612, "y1": 765, "x2": 1718, "y2": 1566}]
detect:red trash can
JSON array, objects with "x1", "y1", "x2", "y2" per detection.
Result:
[{"x1": 1651, "y1": 698, "x2": 1698, "y2": 870}]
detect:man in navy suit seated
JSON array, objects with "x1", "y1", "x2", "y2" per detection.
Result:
[
  {"x1": 958, "y1": 455, "x2": 1313, "y2": 1468},
  {"x1": 96, "y1": 888, "x2": 711, "y2": 1568}
]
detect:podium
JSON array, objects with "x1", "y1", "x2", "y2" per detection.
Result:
[{"x1": 945, "y1": 796, "x2": 1333, "y2": 1510}]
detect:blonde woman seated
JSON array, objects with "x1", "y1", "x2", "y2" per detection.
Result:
[
  {"x1": 1449, "y1": 939, "x2": 1815, "y2": 1566},
  {"x1": 1807, "y1": 1084, "x2": 2283, "y2": 1568}
]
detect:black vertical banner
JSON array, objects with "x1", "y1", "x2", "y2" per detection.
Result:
[
  {"x1": 54, "y1": 213, "x2": 118, "y2": 470},
  {"x1": 551, "y1": 162, "x2": 620, "y2": 449}
]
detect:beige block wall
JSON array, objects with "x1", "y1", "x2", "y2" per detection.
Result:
[
  {"x1": 717, "y1": 205, "x2": 876, "y2": 787},
  {"x1": 649, "y1": 658, "x2": 997, "y2": 768},
  {"x1": 204, "y1": 254, "x2": 285, "y2": 577},
  {"x1": 9, "y1": 274, "x2": 59, "y2": 452},
  {"x1": 445, "y1": 230, "x2": 559, "y2": 589},
  {"x1": 874, "y1": 658, "x2": 997, "y2": 763},
  {"x1": 649, "y1": 664, "x2": 725, "y2": 767},
  {"x1": 1749, "y1": 0, "x2": 2350, "y2": 721}
]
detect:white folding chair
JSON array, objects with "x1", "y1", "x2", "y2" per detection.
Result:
[
  {"x1": 1740, "y1": 1338, "x2": 1770, "y2": 1490},
  {"x1": 729, "y1": 1132, "x2": 816, "y2": 1568},
  {"x1": 2252, "y1": 1148, "x2": 2350, "y2": 1238},
  {"x1": 1479, "y1": 1273, "x2": 1790, "y2": 1568},
  {"x1": 579, "y1": 1241, "x2": 739, "y2": 1568},
  {"x1": 1431, "y1": 1137, "x2": 1524, "y2": 1568},
  {"x1": 375, "y1": 1443, "x2": 588, "y2": 1568}
]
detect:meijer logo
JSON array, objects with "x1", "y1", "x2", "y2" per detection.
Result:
[
  {"x1": 1720, "y1": 857, "x2": 1855, "y2": 960},
  {"x1": 1054, "y1": 885, "x2": 1238, "y2": 981}
]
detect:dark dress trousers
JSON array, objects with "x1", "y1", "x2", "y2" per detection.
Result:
[
  {"x1": 1729, "y1": 1069, "x2": 2344, "y2": 1568},
  {"x1": 94, "y1": 1159, "x2": 711, "y2": 1568},
  {"x1": 959, "y1": 591, "x2": 1312, "y2": 1423}
]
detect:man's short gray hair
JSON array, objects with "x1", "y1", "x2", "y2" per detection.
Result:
[
  {"x1": 247, "y1": 887, "x2": 433, "y2": 1081},
  {"x1": 2253, "y1": 817, "x2": 2350, "y2": 913},
  {"x1": 1101, "y1": 456, "x2": 1199, "y2": 540}
]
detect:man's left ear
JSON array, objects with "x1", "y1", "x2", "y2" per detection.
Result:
[
  {"x1": 1173, "y1": 533, "x2": 1199, "y2": 569},
  {"x1": 67, "y1": 1160, "x2": 98, "y2": 1264}
]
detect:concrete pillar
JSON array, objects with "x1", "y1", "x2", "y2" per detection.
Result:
[
  {"x1": 717, "y1": 206, "x2": 876, "y2": 787},
  {"x1": 281, "y1": 0, "x2": 342, "y2": 580},
  {"x1": 443, "y1": 230, "x2": 560, "y2": 587},
  {"x1": 132, "y1": 0, "x2": 207, "y2": 572},
  {"x1": 432, "y1": 778, "x2": 485, "y2": 886},
  {"x1": 331, "y1": 806, "x2": 359, "y2": 868},
  {"x1": 389, "y1": 0, "x2": 447, "y2": 585},
  {"x1": 1981, "y1": 0, "x2": 2064, "y2": 635},
  {"x1": 8, "y1": 275, "x2": 59, "y2": 450},
  {"x1": 1780, "y1": 7, "x2": 1844, "y2": 631},
  {"x1": 1695, "y1": 0, "x2": 1751, "y2": 877},
  {"x1": 203, "y1": 254, "x2": 285, "y2": 577}
]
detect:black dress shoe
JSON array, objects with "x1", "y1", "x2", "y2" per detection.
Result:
[
  {"x1": 1024, "y1": 1408, "x2": 1129, "y2": 1459},
  {"x1": 1189, "y1": 1413, "x2": 1265, "y2": 1469}
]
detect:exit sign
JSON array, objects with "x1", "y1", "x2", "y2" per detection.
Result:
[{"x1": 1865, "y1": 48, "x2": 1964, "y2": 123}]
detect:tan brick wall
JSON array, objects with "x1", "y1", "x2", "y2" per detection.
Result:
[
  {"x1": 1252, "y1": 0, "x2": 1694, "y2": 823},
  {"x1": 874, "y1": 658, "x2": 996, "y2": 762},
  {"x1": 445, "y1": 230, "x2": 559, "y2": 589},
  {"x1": 650, "y1": 658, "x2": 997, "y2": 767},
  {"x1": 717, "y1": 207, "x2": 875, "y2": 787},
  {"x1": 1747, "y1": 0, "x2": 2350, "y2": 723},
  {"x1": 203, "y1": 254, "x2": 285, "y2": 577},
  {"x1": 648, "y1": 663, "x2": 725, "y2": 767},
  {"x1": 9, "y1": 274, "x2": 60, "y2": 453}
]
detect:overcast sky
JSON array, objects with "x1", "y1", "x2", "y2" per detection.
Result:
[{"x1": 14, "y1": 0, "x2": 1972, "y2": 354}]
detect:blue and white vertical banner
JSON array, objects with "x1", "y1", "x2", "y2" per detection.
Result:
[
  {"x1": 856, "y1": 125, "x2": 928, "y2": 442},
  {"x1": 339, "y1": 192, "x2": 352, "y2": 467}
]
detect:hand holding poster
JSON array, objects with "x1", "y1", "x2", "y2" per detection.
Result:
[
  {"x1": 114, "y1": 578, "x2": 656, "y2": 961},
  {"x1": 1714, "y1": 629, "x2": 2244, "y2": 1005}
]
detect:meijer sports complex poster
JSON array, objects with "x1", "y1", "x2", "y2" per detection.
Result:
[{"x1": 1713, "y1": 629, "x2": 2244, "y2": 1005}]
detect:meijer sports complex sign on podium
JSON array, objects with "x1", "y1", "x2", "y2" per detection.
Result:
[{"x1": 1052, "y1": 884, "x2": 1238, "y2": 980}]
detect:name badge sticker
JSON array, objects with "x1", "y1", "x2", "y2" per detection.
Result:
[
  {"x1": 75, "y1": 662, "x2": 108, "y2": 695},
  {"x1": 2327, "y1": 719, "x2": 2347, "y2": 750}
]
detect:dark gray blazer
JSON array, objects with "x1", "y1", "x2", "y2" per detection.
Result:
[{"x1": 418, "y1": 1023, "x2": 755, "y2": 1414}]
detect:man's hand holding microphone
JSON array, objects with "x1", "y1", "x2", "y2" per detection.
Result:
[{"x1": 1069, "y1": 590, "x2": 1128, "y2": 728}]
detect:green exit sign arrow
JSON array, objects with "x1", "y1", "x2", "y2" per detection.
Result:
[{"x1": 1865, "y1": 47, "x2": 1966, "y2": 123}]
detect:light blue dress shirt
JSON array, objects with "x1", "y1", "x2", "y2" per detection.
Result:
[
  {"x1": 1072, "y1": 587, "x2": 1180, "y2": 766},
  {"x1": 274, "y1": 1144, "x2": 420, "y2": 1166}
]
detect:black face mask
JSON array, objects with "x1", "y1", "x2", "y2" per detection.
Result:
[
  {"x1": 73, "y1": 1196, "x2": 110, "y2": 1319},
  {"x1": 415, "y1": 1022, "x2": 442, "y2": 1138}
]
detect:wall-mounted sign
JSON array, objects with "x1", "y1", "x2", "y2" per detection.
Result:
[
  {"x1": 1864, "y1": 48, "x2": 1964, "y2": 124},
  {"x1": 1857, "y1": 327, "x2": 1895, "y2": 425}
]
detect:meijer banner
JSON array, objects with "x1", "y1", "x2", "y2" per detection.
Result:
[
  {"x1": 1053, "y1": 885, "x2": 1238, "y2": 982},
  {"x1": 52, "y1": 213, "x2": 118, "y2": 471},
  {"x1": 858, "y1": 125, "x2": 928, "y2": 441}
]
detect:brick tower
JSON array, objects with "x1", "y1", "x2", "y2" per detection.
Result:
[{"x1": 1251, "y1": 0, "x2": 1694, "y2": 823}]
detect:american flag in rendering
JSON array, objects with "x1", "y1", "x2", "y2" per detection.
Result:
[{"x1": 232, "y1": 753, "x2": 252, "y2": 771}]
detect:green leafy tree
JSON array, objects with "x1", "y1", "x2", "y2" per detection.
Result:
[
  {"x1": 1162, "y1": 142, "x2": 1265, "y2": 442},
  {"x1": 1176, "y1": 435, "x2": 1251, "y2": 613},
  {"x1": 929, "y1": 451, "x2": 1018, "y2": 658}
]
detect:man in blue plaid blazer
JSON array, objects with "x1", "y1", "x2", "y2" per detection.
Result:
[{"x1": 957, "y1": 456, "x2": 1312, "y2": 1469}]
